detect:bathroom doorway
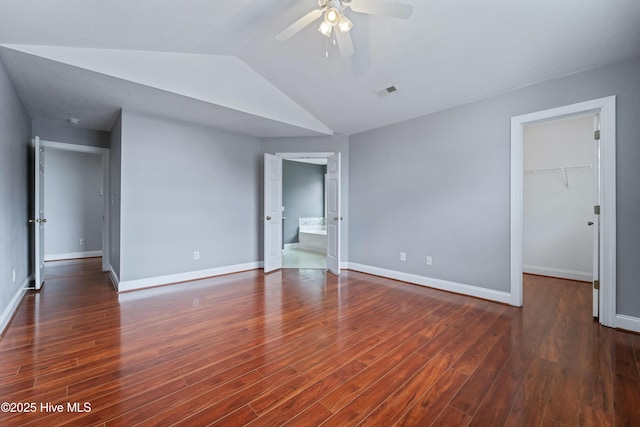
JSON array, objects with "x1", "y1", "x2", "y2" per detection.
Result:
[{"x1": 282, "y1": 158, "x2": 327, "y2": 269}]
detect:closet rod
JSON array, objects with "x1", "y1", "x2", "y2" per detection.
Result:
[{"x1": 523, "y1": 164, "x2": 593, "y2": 174}]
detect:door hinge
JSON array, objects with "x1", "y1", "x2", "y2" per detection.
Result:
[
  {"x1": 594, "y1": 130, "x2": 600, "y2": 140},
  {"x1": 593, "y1": 280, "x2": 600, "y2": 290},
  {"x1": 594, "y1": 205, "x2": 600, "y2": 215}
]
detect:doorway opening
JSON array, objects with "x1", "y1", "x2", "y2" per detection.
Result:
[
  {"x1": 510, "y1": 96, "x2": 616, "y2": 327},
  {"x1": 523, "y1": 113, "x2": 596, "y2": 282},
  {"x1": 282, "y1": 158, "x2": 328, "y2": 269},
  {"x1": 522, "y1": 113, "x2": 597, "y2": 322},
  {"x1": 263, "y1": 152, "x2": 341, "y2": 275},
  {"x1": 32, "y1": 138, "x2": 110, "y2": 290},
  {"x1": 44, "y1": 148, "x2": 104, "y2": 261}
]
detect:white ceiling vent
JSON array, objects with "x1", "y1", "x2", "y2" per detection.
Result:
[{"x1": 374, "y1": 85, "x2": 398, "y2": 97}]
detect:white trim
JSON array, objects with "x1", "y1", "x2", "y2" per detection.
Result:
[
  {"x1": 276, "y1": 152, "x2": 334, "y2": 159},
  {"x1": 348, "y1": 263, "x2": 512, "y2": 305},
  {"x1": 598, "y1": 98, "x2": 617, "y2": 328},
  {"x1": 340, "y1": 261, "x2": 349, "y2": 270},
  {"x1": 0, "y1": 277, "x2": 31, "y2": 335},
  {"x1": 40, "y1": 139, "x2": 111, "y2": 273},
  {"x1": 615, "y1": 315, "x2": 640, "y2": 334},
  {"x1": 102, "y1": 149, "x2": 111, "y2": 273},
  {"x1": 522, "y1": 265, "x2": 591, "y2": 282},
  {"x1": 41, "y1": 140, "x2": 109, "y2": 155},
  {"x1": 510, "y1": 96, "x2": 616, "y2": 327},
  {"x1": 118, "y1": 262, "x2": 262, "y2": 292},
  {"x1": 109, "y1": 266, "x2": 119, "y2": 291},
  {"x1": 45, "y1": 250, "x2": 103, "y2": 261},
  {"x1": 284, "y1": 243, "x2": 300, "y2": 249}
]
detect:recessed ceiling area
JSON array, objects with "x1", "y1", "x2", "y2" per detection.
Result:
[{"x1": 0, "y1": 0, "x2": 638, "y2": 138}]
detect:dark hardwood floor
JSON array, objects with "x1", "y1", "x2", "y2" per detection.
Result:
[{"x1": 1, "y1": 258, "x2": 639, "y2": 426}]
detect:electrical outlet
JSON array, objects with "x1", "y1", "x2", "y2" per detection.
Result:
[
  {"x1": 194, "y1": 251, "x2": 200, "y2": 260},
  {"x1": 426, "y1": 256, "x2": 433, "y2": 265},
  {"x1": 400, "y1": 252, "x2": 406, "y2": 261},
  {"x1": 12, "y1": 269, "x2": 16, "y2": 282},
  {"x1": 80, "y1": 238, "x2": 86, "y2": 246}
]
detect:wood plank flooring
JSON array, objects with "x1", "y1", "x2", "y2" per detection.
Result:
[{"x1": 1, "y1": 259, "x2": 639, "y2": 426}]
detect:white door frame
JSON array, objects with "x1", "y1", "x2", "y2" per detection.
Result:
[
  {"x1": 275, "y1": 152, "x2": 341, "y2": 272},
  {"x1": 33, "y1": 137, "x2": 45, "y2": 290},
  {"x1": 40, "y1": 139, "x2": 111, "y2": 272},
  {"x1": 510, "y1": 96, "x2": 616, "y2": 327}
]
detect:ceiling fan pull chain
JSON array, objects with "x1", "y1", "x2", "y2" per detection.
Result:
[{"x1": 325, "y1": 36, "x2": 329, "y2": 58}]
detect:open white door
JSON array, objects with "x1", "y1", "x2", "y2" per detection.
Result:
[
  {"x1": 32, "y1": 137, "x2": 46, "y2": 290},
  {"x1": 263, "y1": 154, "x2": 283, "y2": 273},
  {"x1": 592, "y1": 115, "x2": 601, "y2": 318},
  {"x1": 326, "y1": 153, "x2": 341, "y2": 275}
]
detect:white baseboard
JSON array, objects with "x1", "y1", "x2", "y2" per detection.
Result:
[
  {"x1": 0, "y1": 276, "x2": 32, "y2": 336},
  {"x1": 615, "y1": 314, "x2": 640, "y2": 334},
  {"x1": 340, "y1": 261, "x2": 349, "y2": 270},
  {"x1": 284, "y1": 243, "x2": 299, "y2": 249},
  {"x1": 347, "y1": 262, "x2": 513, "y2": 305},
  {"x1": 118, "y1": 262, "x2": 262, "y2": 292},
  {"x1": 523, "y1": 264, "x2": 591, "y2": 282},
  {"x1": 45, "y1": 251, "x2": 103, "y2": 261}
]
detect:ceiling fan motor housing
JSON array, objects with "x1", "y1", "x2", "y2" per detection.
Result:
[{"x1": 319, "y1": 0, "x2": 348, "y2": 10}]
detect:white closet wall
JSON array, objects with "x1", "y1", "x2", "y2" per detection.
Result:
[{"x1": 523, "y1": 114, "x2": 594, "y2": 281}]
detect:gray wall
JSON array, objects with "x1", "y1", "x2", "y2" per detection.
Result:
[
  {"x1": 349, "y1": 56, "x2": 640, "y2": 317},
  {"x1": 261, "y1": 133, "x2": 349, "y2": 260},
  {"x1": 283, "y1": 160, "x2": 326, "y2": 244},
  {"x1": 118, "y1": 110, "x2": 261, "y2": 282},
  {"x1": 0, "y1": 60, "x2": 31, "y2": 320},
  {"x1": 109, "y1": 112, "x2": 122, "y2": 279},
  {"x1": 44, "y1": 149, "x2": 103, "y2": 258},
  {"x1": 32, "y1": 119, "x2": 110, "y2": 148}
]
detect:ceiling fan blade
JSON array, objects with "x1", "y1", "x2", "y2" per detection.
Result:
[
  {"x1": 276, "y1": 9, "x2": 324, "y2": 41},
  {"x1": 348, "y1": 0, "x2": 413, "y2": 19},
  {"x1": 335, "y1": 29, "x2": 355, "y2": 57}
]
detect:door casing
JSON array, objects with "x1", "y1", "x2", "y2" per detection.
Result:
[{"x1": 510, "y1": 96, "x2": 616, "y2": 327}]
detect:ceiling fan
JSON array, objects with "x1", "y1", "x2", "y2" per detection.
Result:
[{"x1": 276, "y1": 0, "x2": 414, "y2": 57}]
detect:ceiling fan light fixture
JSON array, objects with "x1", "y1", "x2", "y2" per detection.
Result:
[
  {"x1": 278, "y1": 0, "x2": 415, "y2": 57},
  {"x1": 318, "y1": 20, "x2": 333, "y2": 37},
  {"x1": 324, "y1": 7, "x2": 340, "y2": 26},
  {"x1": 337, "y1": 14, "x2": 353, "y2": 33}
]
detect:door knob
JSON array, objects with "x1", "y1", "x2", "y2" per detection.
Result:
[
  {"x1": 266, "y1": 216, "x2": 272, "y2": 220},
  {"x1": 588, "y1": 221, "x2": 594, "y2": 226}
]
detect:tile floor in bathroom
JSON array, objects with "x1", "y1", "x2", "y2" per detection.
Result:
[{"x1": 282, "y1": 245, "x2": 327, "y2": 269}]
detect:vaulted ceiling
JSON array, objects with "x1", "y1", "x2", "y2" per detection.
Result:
[{"x1": 0, "y1": 0, "x2": 638, "y2": 137}]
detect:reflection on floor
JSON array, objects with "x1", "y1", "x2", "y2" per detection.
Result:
[{"x1": 282, "y1": 245, "x2": 326, "y2": 269}]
